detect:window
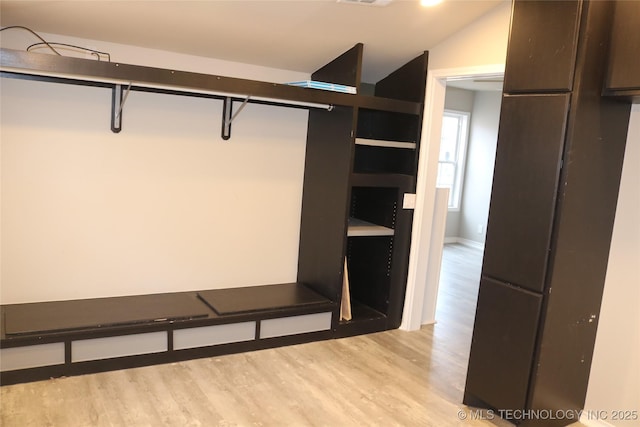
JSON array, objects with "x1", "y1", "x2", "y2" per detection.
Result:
[{"x1": 437, "y1": 110, "x2": 469, "y2": 210}]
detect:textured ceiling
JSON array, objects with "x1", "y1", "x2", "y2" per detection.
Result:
[{"x1": 0, "y1": 0, "x2": 505, "y2": 83}]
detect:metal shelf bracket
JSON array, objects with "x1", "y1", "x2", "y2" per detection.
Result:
[
  {"x1": 221, "y1": 95, "x2": 251, "y2": 140},
  {"x1": 111, "y1": 82, "x2": 132, "y2": 133}
]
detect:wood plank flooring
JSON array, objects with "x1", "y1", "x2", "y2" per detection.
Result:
[{"x1": 0, "y1": 244, "x2": 584, "y2": 426}]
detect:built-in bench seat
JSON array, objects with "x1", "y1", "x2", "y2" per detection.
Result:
[{"x1": 0, "y1": 283, "x2": 335, "y2": 385}]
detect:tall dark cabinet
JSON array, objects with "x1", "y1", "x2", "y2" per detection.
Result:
[
  {"x1": 464, "y1": 1, "x2": 632, "y2": 426},
  {"x1": 298, "y1": 44, "x2": 428, "y2": 336}
]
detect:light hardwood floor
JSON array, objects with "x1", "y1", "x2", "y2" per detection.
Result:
[{"x1": 0, "y1": 245, "x2": 583, "y2": 426}]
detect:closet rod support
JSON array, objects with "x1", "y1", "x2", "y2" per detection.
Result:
[
  {"x1": 111, "y1": 82, "x2": 132, "y2": 133},
  {"x1": 221, "y1": 97, "x2": 232, "y2": 140},
  {"x1": 221, "y1": 96, "x2": 250, "y2": 140}
]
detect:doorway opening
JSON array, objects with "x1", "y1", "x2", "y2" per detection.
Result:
[{"x1": 401, "y1": 65, "x2": 504, "y2": 331}]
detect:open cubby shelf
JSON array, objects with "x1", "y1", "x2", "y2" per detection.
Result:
[
  {"x1": 1, "y1": 43, "x2": 428, "y2": 384},
  {"x1": 355, "y1": 138, "x2": 416, "y2": 149},
  {"x1": 347, "y1": 217, "x2": 394, "y2": 237}
]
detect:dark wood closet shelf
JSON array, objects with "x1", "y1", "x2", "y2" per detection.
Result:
[{"x1": 0, "y1": 48, "x2": 421, "y2": 115}]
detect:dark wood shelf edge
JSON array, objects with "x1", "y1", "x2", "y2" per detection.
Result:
[
  {"x1": 350, "y1": 173, "x2": 415, "y2": 189},
  {"x1": 0, "y1": 48, "x2": 421, "y2": 115},
  {"x1": 602, "y1": 88, "x2": 640, "y2": 104}
]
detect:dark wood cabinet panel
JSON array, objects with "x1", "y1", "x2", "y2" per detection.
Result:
[
  {"x1": 312, "y1": 43, "x2": 363, "y2": 88},
  {"x1": 467, "y1": 2, "x2": 632, "y2": 425},
  {"x1": 384, "y1": 206, "x2": 414, "y2": 329},
  {"x1": 297, "y1": 106, "x2": 354, "y2": 303},
  {"x1": 504, "y1": 0, "x2": 581, "y2": 93},
  {"x1": 372, "y1": 52, "x2": 428, "y2": 103},
  {"x1": 604, "y1": 0, "x2": 640, "y2": 100},
  {"x1": 482, "y1": 94, "x2": 569, "y2": 293},
  {"x1": 464, "y1": 278, "x2": 543, "y2": 411}
]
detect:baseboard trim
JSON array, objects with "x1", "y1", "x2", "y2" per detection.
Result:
[{"x1": 444, "y1": 237, "x2": 484, "y2": 250}]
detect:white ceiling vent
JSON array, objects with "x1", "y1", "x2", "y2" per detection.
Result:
[{"x1": 337, "y1": 0, "x2": 393, "y2": 7}]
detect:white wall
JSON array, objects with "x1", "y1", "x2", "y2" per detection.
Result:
[
  {"x1": 444, "y1": 86, "x2": 476, "y2": 111},
  {"x1": 458, "y1": 90, "x2": 501, "y2": 244},
  {"x1": 1, "y1": 33, "x2": 310, "y2": 304},
  {"x1": 583, "y1": 105, "x2": 640, "y2": 426},
  {"x1": 443, "y1": 87, "x2": 475, "y2": 239},
  {"x1": 441, "y1": 88, "x2": 501, "y2": 244},
  {"x1": 427, "y1": 0, "x2": 511, "y2": 70}
]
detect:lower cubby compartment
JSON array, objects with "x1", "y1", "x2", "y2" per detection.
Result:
[
  {"x1": 0, "y1": 283, "x2": 335, "y2": 385},
  {"x1": 336, "y1": 234, "x2": 396, "y2": 338},
  {"x1": 347, "y1": 236, "x2": 394, "y2": 315},
  {"x1": 336, "y1": 300, "x2": 388, "y2": 338}
]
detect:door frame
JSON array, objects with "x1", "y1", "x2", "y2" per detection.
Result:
[{"x1": 400, "y1": 64, "x2": 505, "y2": 331}]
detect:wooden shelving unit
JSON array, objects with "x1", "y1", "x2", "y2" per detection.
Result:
[
  {"x1": 0, "y1": 43, "x2": 427, "y2": 383},
  {"x1": 297, "y1": 44, "x2": 428, "y2": 336}
]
